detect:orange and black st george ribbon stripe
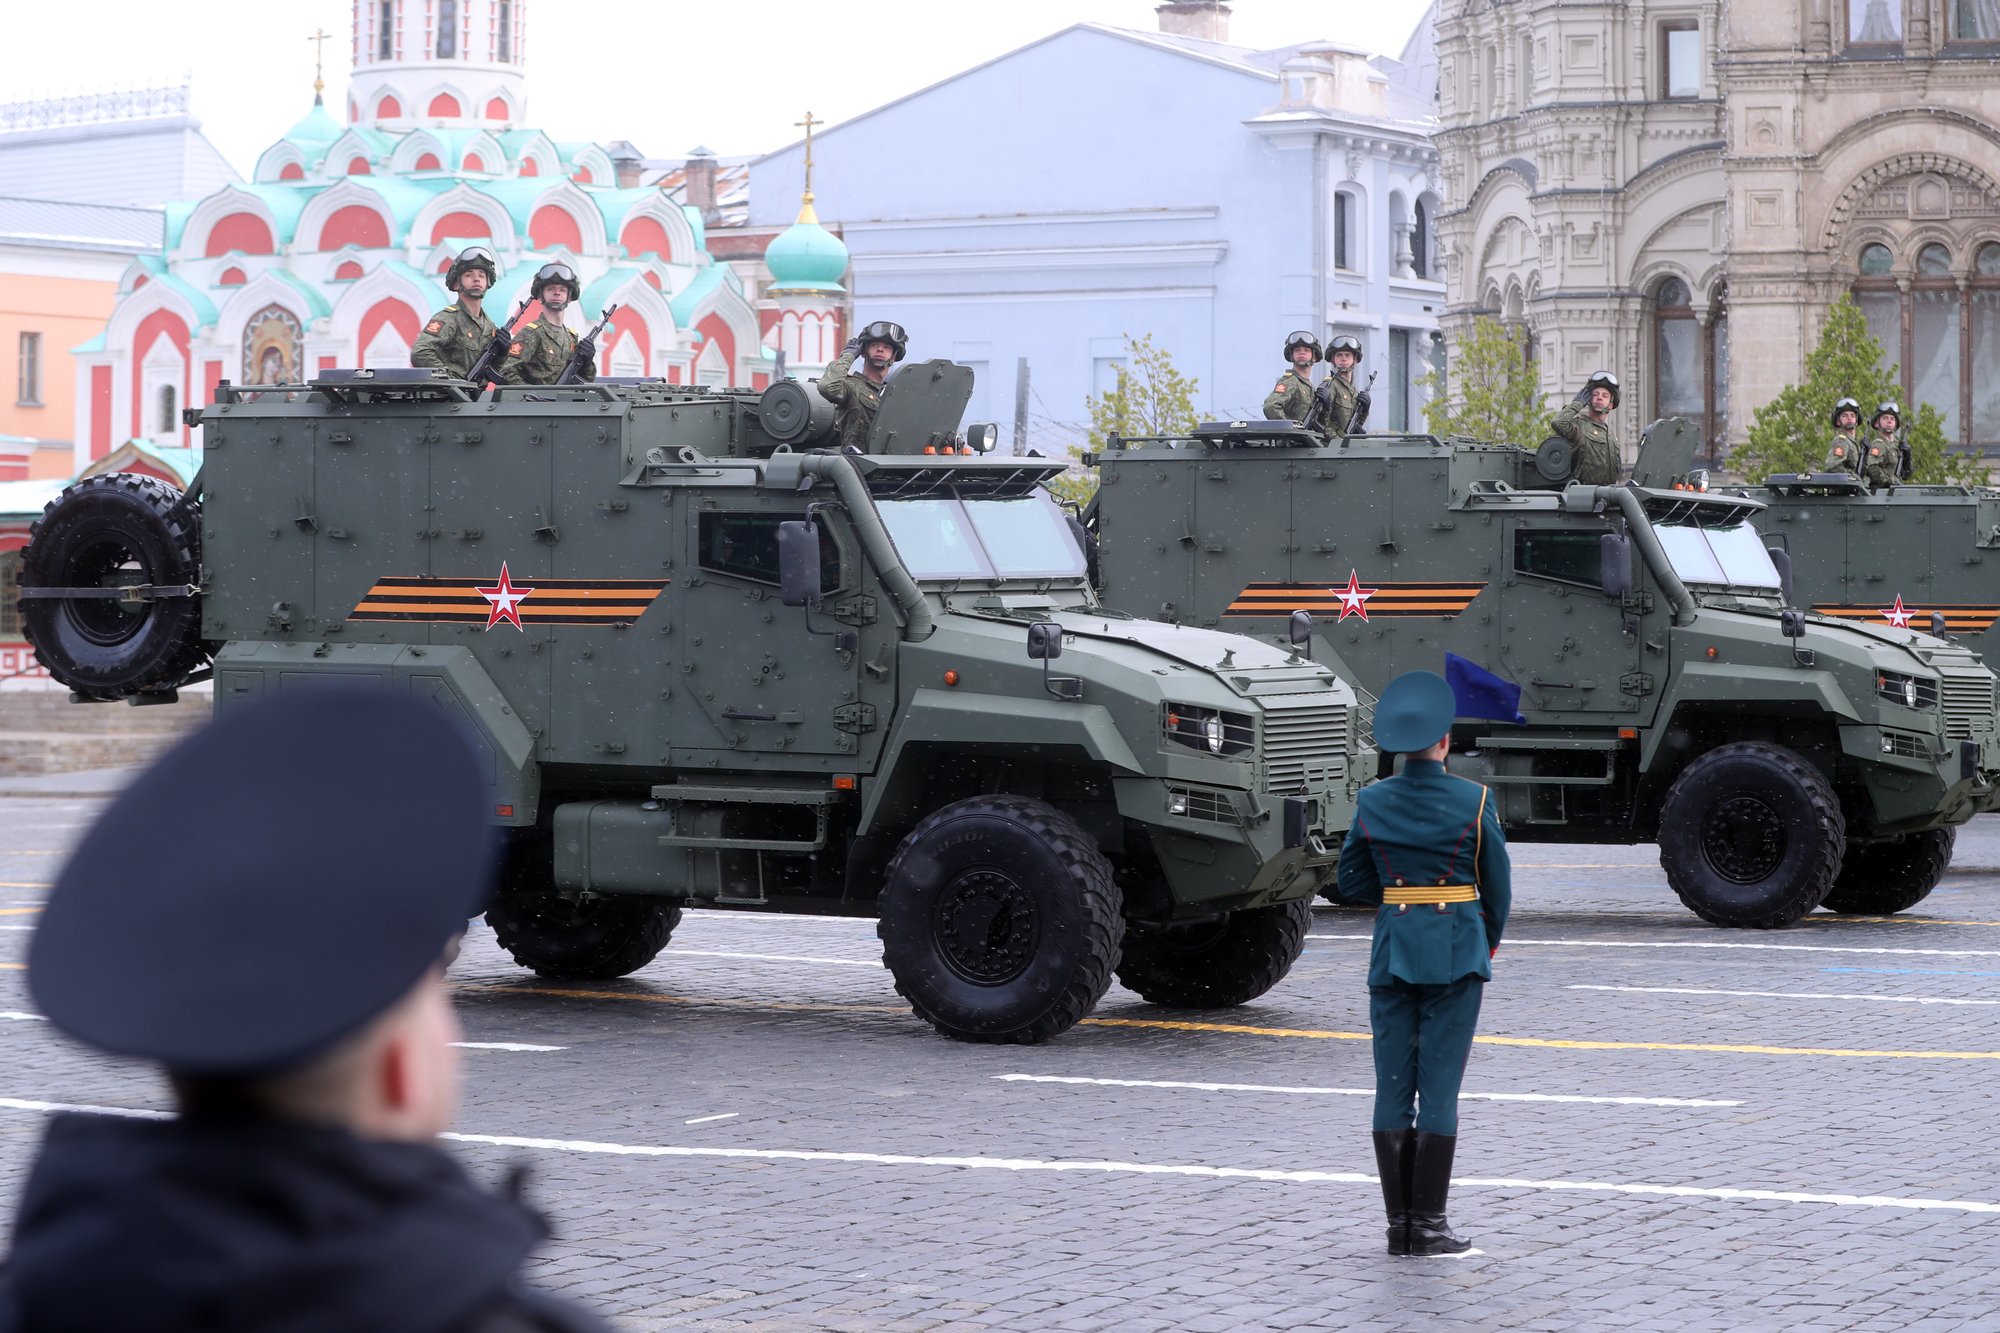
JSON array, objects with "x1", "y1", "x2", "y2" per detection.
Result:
[
  {"x1": 350, "y1": 573, "x2": 669, "y2": 626},
  {"x1": 1225, "y1": 581, "x2": 1487, "y2": 619}
]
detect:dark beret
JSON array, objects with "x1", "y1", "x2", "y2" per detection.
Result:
[{"x1": 30, "y1": 686, "x2": 495, "y2": 1077}]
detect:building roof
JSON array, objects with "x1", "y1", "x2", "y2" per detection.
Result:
[
  {"x1": 0, "y1": 114, "x2": 239, "y2": 211},
  {"x1": 0, "y1": 196, "x2": 163, "y2": 253},
  {"x1": 0, "y1": 478, "x2": 65, "y2": 522}
]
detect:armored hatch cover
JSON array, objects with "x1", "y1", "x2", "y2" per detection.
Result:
[{"x1": 867, "y1": 359, "x2": 974, "y2": 454}]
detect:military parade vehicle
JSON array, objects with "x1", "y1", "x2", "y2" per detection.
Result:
[
  {"x1": 1082, "y1": 419, "x2": 2000, "y2": 928},
  {"x1": 17, "y1": 365, "x2": 1366, "y2": 1045}
]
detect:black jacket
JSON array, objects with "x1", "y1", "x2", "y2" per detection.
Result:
[{"x1": 0, "y1": 1112, "x2": 611, "y2": 1333}]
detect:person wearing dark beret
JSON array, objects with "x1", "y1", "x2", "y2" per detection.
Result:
[
  {"x1": 2, "y1": 687, "x2": 611, "y2": 1333},
  {"x1": 1333, "y1": 670, "x2": 1511, "y2": 1258}
]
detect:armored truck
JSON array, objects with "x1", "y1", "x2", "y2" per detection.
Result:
[
  {"x1": 19, "y1": 366, "x2": 1363, "y2": 1045},
  {"x1": 1085, "y1": 421, "x2": 2000, "y2": 929}
]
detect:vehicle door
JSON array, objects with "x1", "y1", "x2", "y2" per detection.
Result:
[{"x1": 1499, "y1": 518, "x2": 1657, "y2": 722}]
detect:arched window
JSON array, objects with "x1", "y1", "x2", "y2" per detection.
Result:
[
  {"x1": 573, "y1": 167, "x2": 595, "y2": 185},
  {"x1": 347, "y1": 157, "x2": 373, "y2": 176},
  {"x1": 1851, "y1": 236, "x2": 2000, "y2": 448},
  {"x1": 375, "y1": 93, "x2": 402, "y2": 120},
  {"x1": 519, "y1": 157, "x2": 540, "y2": 177},
  {"x1": 428, "y1": 93, "x2": 462, "y2": 118},
  {"x1": 1913, "y1": 244, "x2": 1960, "y2": 437},
  {"x1": 463, "y1": 153, "x2": 486, "y2": 172},
  {"x1": 1652, "y1": 277, "x2": 1728, "y2": 460},
  {"x1": 156, "y1": 384, "x2": 178, "y2": 435},
  {"x1": 218, "y1": 267, "x2": 247, "y2": 286},
  {"x1": 530, "y1": 205, "x2": 583, "y2": 251},
  {"x1": 334, "y1": 259, "x2": 365, "y2": 280},
  {"x1": 1975, "y1": 244, "x2": 2000, "y2": 447},
  {"x1": 485, "y1": 96, "x2": 510, "y2": 120},
  {"x1": 1411, "y1": 199, "x2": 1430, "y2": 280},
  {"x1": 1859, "y1": 242, "x2": 1893, "y2": 275},
  {"x1": 278, "y1": 162, "x2": 305, "y2": 181},
  {"x1": 414, "y1": 152, "x2": 441, "y2": 171}
]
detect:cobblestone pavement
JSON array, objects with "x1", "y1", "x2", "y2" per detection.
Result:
[{"x1": 2, "y1": 795, "x2": 1999, "y2": 1330}]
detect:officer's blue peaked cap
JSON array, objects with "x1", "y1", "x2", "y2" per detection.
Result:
[
  {"x1": 30, "y1": 686, "x2": 496, "y2": 1078},
  {"x1": 1374, "y1": 670, "x2": 1457, "y2": 754}
]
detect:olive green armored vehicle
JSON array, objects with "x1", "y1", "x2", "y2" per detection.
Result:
[
  {"x1": 1084, "y1": 420, "x2": 2000, "y2": 928},
  {"x1": 19, "y1": 366, "x2": 1364, "y2": 1044}
]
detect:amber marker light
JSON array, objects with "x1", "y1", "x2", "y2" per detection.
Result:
[
  {"x1": 832, "y1": 775, "x2": 857, "y2": 791},
  {"x1": 496, "y1": 804, "x2": 515, "y2": 817},
  {"x1": 944, "y1": 669, "x2": 961, "y2": 686},
  {"x1": 1706, "y1": 647, "x2": 1719, "y2": 659},
  {"x1": 1618, "y1": 728, "x2": 1637, "y2": 740}
]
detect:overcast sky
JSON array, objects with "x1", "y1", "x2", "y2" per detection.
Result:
[{"x1": 9, "y1": 0, "x2": 1432, "y2": 176}]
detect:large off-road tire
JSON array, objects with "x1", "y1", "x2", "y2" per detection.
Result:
[
  {"x1": 21, "y1": 473, "x2": 208, "y2": 698},
  {"x1": 1821, "y1": 828, "x2": 1954, "y2": 916},
  {"x1": 877, "y1": 795, "x2": 1122, "y2": 1044},
  {"x1": 1115, "y1": 899, "x2": 1311, "y2": 1009},
  {"x1": 1657, "y1": 742, "x2": 1845, "y2": 929},
  {"x1": 485, "y1": 839, "x2": 679, "y2": 979}
]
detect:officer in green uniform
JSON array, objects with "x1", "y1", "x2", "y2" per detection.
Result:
[
  {"x1": 498, "y1": 262, "x2": 596, "y2": 386},
  {"x1": 1548, "y1": 371, "x2": 1622, "y2": 485},
  {"x1": 1309, "y1": 335, "x2": 1369, "y2": 437},
  {"x1": 1262, "y1": 331, "x2": 1321, "y2": 424},
  {"x1": 1870, "y1": 401, "x2": 1911, "y2": 487},
  {"x1": 818, "y1": 320, "x2": 906, "y2": 450},
  {"x1": 1335, "y1": 669, "x2": 1511, "y2": 1257},
  {"x1": 411, "y1": 247, "x2": 501, "y2": 381}
]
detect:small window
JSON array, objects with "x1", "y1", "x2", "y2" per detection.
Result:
[
  {"x1": 1514, "y1": 529, "x2": 1605, "y2": 587},
  {"x1": 377, "y1": 0, "x2": 394, "y2": 60},
  {"x1": 1859, "y1": 243, "x2": 1894, "y2": 276},
  {"x1": 0, "y1": 551, "x2": 21, "y2": 641},
  {"x1": 1656, "y1": 276, "x2": 1692, "y2": 307},
  {"x1": 497, "y1": 0, "x2": 514, "y2": 61},
  {"x1": 1848, "y1": 0, "x2": 1902, "y2": 44},
  {"x1": 156, "y1": 384, "x2": 178, "y2": 435},
  {"x1": 17, "y1": 332, "x2": 42, "y2": 406},
  {"x1": 697, "y1": 512, "x2": 840, "y2": 592},
  {"x1": 1918, "y1": 243, "x2": 1953, "y2": 276},
  {"x1": 437, "y1": 0, "x2": 458, "y2": 58},
  {"x1": 1661, "y1": 21, "x2": 1700, "y2": 97},
  {"x1": 1411, "y1": 199, "x2": 1430, "y2": 280},
  {"x1": 1950, "y1": 0, "x2": 2000, "y2": 41},
  {"x1": 1978, "y1": 243, "x2": 2000, "y2": 276},
  {"x1": 1334, "y1": 191, "x2": 1353, "y2": 270}
]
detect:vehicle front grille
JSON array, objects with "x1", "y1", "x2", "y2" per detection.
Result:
[
  {"x1": 1261, "y1": 694, "x2": 1348, "y2": 794},
  {"x1": 1166, "y1": 785, "x2": 1235, "y2": 823},
  {"x1": 1940, "y1": 670, "x2": 1998, "y2": 740}
]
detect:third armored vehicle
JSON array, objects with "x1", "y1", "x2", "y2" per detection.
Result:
[
  {"x1": 1085, "y1": 421, "x2": 2000, "y2": 928},
  {"x1": 20, "y1": 366, "x2": 1362, "y2": 1044}
]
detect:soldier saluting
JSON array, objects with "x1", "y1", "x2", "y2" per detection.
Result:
[
  {"x1": 818, "y1": 320, "x2": 907, "y2": 450},
  {"x1": 411, "y1": 246, "x2": 501, "y2": 381},
  {"x1": 1334, "y1": 669, "x2": 1511, "y2": 1257},
  {"x1": 1548, "y1": 370, "x2": 1621, "y2": 485},
  {"x1": 499, "y1": 263, "x2": 597, "y2": 386},
  {"x1": 1263, "y1": 331, "x2": 1322, "y2": 426}
]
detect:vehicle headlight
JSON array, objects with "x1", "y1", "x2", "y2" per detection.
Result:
[
  {"x1": 1203, "y1": 715, "x2": 1225, "y2": 754},
  {"x1": 1162, "y1": 703, "x2": 1254, "y2": 758},
  {"x1": 1876, "y1": 671, "x2": 1929, "y2": 709}
]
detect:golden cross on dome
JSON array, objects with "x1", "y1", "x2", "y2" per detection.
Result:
[
  {"x1": 308, "y1": 27, "x2": 332, "y2": 102},
  {"x1": 795, "y1": 111, "x2": 820, "y2": 205}
]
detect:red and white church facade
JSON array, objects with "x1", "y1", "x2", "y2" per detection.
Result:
[{"x1": 71, "y1": 0, "x2": 792, "y2": 467}]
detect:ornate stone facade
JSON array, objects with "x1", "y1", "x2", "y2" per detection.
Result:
[{"x1": 1435, "y1": 0, "x2": 2000, "y2": 462}]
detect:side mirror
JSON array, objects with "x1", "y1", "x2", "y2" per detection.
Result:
[
  {"x1": 1931, "y1": 611, "x2": 1949, "y2": 638},
  {"x1": 1599, "y1": 533, "x2": 1632, "y2": 600},
  {"x1": 778, "y1": 520, "x2": 819, "y2": 608},
  {"x1": 1288, "y1": 609, "x2": 1314, "y2": 660},
  {"x1": 1766, "y1": 546, "x2": 1796, "y2": 609},
  {"x1": 1027, "y1": 621, "x2": 1063, "y2": 660},
  {"x1": 1781, "y1": 608, "x2": 1807, "y2": 639}
]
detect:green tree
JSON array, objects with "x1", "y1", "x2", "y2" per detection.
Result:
[
  {"x1": 1730, "y1": 292, "x2": 1984, "y2": 485},
  {"x1": 1047, "y1": 333, "x2": 1201, "y2": 505},
  {"x1": 1417, "y1": 316, "x2": 1549, "y2": 447}
]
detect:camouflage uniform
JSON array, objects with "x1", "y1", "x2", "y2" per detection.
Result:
[
  {"x1": 1549, "y1": 402, "x2": 1620, "y2": 485},
  {"x1": 1317, "y1": 372, "x2": 1362, "y2": 437},
  {"x1": 1828, "y1": 434, "x2": 1898, "y2": 490},
  {"x1": 817, "y1": 350, "x2": 885, "y2": 451},
  {"x1": 410, "y1": 301, "x2": 499, "y2": 381},
  {"x1": 1821, "y1": 430, "x2": 1863, "y2": 478},
  {"x1": 1263, "y1": 367, "x2": 1314, "y2": 424},
  {"x1": 497, "y1": 318, "x2": 594, "y2": 386}
]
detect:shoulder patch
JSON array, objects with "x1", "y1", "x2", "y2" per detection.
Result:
[
  {"x1": 1833, "y1": 446, "x2": 1845, "y2": 458},
  {"x1": 425, "y1": 320, "x2": 443, "y2": 334},
  {"x1": 509, "y1": 343, "x2": 524, "y2": 356},
  {"x1": 1869, "y1": 447, "x2": 1881, "y2": 457},
  {"x1": 1276, "y1": 380, "x2": 1291, "y2": 393}
]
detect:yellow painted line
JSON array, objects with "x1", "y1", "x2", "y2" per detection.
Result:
[
  {"x1": 0, "y1": 908, "x2": 41, "y2": 916},
  {"x1": 0, "y1": 884, "x2": 49, "y2": 891},
  {"x1": 0, "y1": 964, "x2": 20, "y2": 971},
  {"x1": 461, "y1": 984, "x2": 2000, "y2": 1059}
]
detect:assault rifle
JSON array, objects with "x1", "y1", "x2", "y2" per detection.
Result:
[
  {"x1": 465, "y1": 300, "x2": 532, "y2": 389},
  {"x1": 556, "y1": 304, "x2": 619, "y2": 385},
  {"x1": 1302, "y1": 369, "x2": 1378, "y2": 436}
]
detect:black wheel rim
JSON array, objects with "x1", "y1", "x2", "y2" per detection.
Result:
[
  {"x1": 932, "y1": 868, "x2": 1039, "y2": 984},
  {"x1": 65, "y1": 537, "x2": 149, "y2": 646},
  {"x1": 1702, "y1": 794, "x2": 1788, "y2": 885}
]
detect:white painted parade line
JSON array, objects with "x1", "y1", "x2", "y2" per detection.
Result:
[
  {"x1": 685, "y1": 1113, "x2": 739, "y2": 1125},
  {"x1": 1312, "y1": 934, "x2": 2000, "y2": 958},
  {"x1": 1570, "y1": 984, "x2": 2000, "y2": 1007},
  {"x1": 2, "y1": 1095, "x2": 1992, "y2": 1214},
  {"x1": 452, "y1": 1041, "x2": 568, "y2": 1052},
  {"x1": 0, "y1": 1013, "x2": 45, "y2": 1023},
  {"x1": 671, "y1": 949, "x2": 881, "y2": 969},
  {"x1": 992, "y1": 1073, "x2": 1742, "y2": 1108}
]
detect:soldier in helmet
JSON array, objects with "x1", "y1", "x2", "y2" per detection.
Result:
[
  {"x1": 818, "y1": 319, "x2": 907, "y2": 450},
  {"x1": 1263, "y1": 331, "x2": 1322, "y2": 426},
  {"x1": 1872, "y1": 401, "x2": 1912, "y2": 485},
  {"x1": 1822, "y1": 397, "x2": 1864, "y2": 476},
  {"x1": 498, "y1": 262, "x2": 596, "y2": 386},
  {"x1": 1309, "y1": 335, "x2": 1370, "y2": 438},
  {"x1": 412, "y1": 246, "x2": 501, "y2": 381},
  {"x1": 1548, "y1": 371, "x2": 1622, "y2": 485}
]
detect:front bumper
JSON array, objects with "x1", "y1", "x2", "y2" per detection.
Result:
[{"x1": 1113, "y1": 775, "x2": 1351, "y2": 915}]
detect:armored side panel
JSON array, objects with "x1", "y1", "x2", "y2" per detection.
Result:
[
  {"x1": 1630, "y1": 416, "x2": 1702, "y2": 489},
  {"x1": 867, "y1": 359, "x2": 975, "y2": 454}
]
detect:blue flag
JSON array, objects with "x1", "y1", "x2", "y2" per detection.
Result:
[{"x1": 1445, "y1": 653, "x2": 1527, "y2": 726}]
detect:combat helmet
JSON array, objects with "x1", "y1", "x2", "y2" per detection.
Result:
[
  {"x1": 857, "y1": 320, "x2": 908, "y2": 364},
  {"x1": 1328, "y1": 335, "x2": 1363, "y2": 362},
  {"x1": 1582, "y1": 370, "x2": 1621, "y2": 409},
  {"x1": 531, "y1": 262, "x2": 580, "y2": 305},
  {"x1": 444, "y1": 245, "x2": 498, "y2": 293},
  {"x1": 1830, "y1": 396, "x2": 1861, "y2": 428},
  {"x1": 1873, "y1": 401, "x2": 1903, "y2": 431},
  {"x1": 1282, "y1": 330, "x2": 1323, "y2": 364}
]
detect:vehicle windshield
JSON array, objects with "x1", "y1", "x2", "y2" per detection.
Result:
[
  {"x1": 878, "y1": 492, "x2": 1086, "y2": 581},
  {"x1": 1655, "y1": 521, "x2": 1783, "y2": 590}
]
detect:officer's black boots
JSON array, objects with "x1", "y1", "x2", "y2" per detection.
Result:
[
  {"x1": 1406, "y1": 1131, "x2": 1473, "y2": 1256},
  {"x1": 1371, "y1": 1130, "x2": 1413, "y2": 1255}
]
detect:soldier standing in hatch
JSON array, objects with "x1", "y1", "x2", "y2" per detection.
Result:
[
  {"x1": 1822, "y1": 396, "x2": 1863, "y2": 476},
  {"x1": 1548, "y1": 371, "x2": 1622, "y2": 485},
  {"x1": 1871, "y1": 401, "x2": 1911, "y2": 486},
  {"x1": 1335, "y1": 669, "x2": 1511, "y2": 1258},
  {"x1": 411, "y1": 246, "x2": 501, "y2": 381},
  {"x1": 499, "y1": 262, "x2": 596, "y2": 386},
  {"x1": 1263, "y1": 331, "x2": 1322, "y2": 424},
  {"x1": 1310, "y1": 335, "x2": 1370, "y2": 438},
  {"x1": 818, "y1": 320, "x2": 907, "y2": 450}
]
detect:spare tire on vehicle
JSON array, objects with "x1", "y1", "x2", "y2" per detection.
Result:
[{"x1": 20, "y1": 473, "x2": 209, "y2": 699}]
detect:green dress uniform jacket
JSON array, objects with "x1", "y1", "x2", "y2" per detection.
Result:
[
  {"x1": 817, "y1": 351, "x2": 884, "y2": 451},
  {"x1": 1263, "y1": 368, "x2": 1314, "y2": 423},
  {"x1": 411, "y1": 302, "x2": 499, "y2": 381},
  {"x1": 1317, "y1": 371, "x2": 1361, "y2": 437},
  {"x1": 1550, "y1": 402, "x2": 1620, "y2": 485},
  {"x1": 497, "y1": 318, "x2": 594, "y2": 386}
]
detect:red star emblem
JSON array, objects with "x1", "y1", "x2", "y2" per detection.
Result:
[
  {"x1": 1883, "y1": 595, "x2": 1915, "y2": 630},
  {"x1": 1333, "y1": 569, "x2": 1377, "y2": 621},
  {"x1": 476, "y1": 561, "x2": 534, "y2": 631}
]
